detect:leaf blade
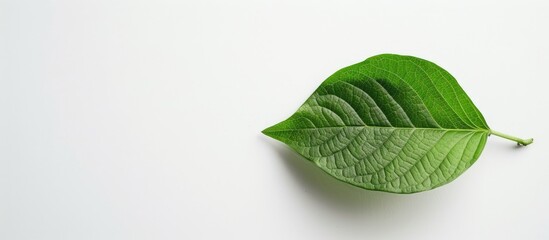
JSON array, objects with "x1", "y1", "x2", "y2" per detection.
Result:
[{"x1": 264, "y1": 54, "x2": 490, "y2": 193}]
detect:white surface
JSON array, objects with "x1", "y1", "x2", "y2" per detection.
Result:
[{"x1": 1, "y1": 0, "x2": 548, "y2": 239}]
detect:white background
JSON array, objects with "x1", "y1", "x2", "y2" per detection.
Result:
[{"x1": 1, "y1": 0, "x2": 548, "y2": 239}]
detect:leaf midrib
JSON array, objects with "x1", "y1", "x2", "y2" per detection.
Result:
[{"x1": 263, "y1": 125, "x2": 490, "y2": 133}]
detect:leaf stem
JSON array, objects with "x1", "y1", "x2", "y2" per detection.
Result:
[{"x1": 490, "y1": 130, "x2": 533, "y2": 146}]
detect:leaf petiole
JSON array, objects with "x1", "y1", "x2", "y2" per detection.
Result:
[{"x1": 490, "y1": 130, "x2": 533, "y2": 146}]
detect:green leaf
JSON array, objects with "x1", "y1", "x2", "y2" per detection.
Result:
[{"x1": 263, "y1": 54, "x2": 532, "y2": 193}]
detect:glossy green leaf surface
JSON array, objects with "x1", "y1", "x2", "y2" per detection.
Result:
[{"x1": 263, "y1": 54, "x2": 490, "y2": 193}]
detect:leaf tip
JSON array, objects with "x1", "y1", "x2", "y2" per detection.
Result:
[
  {"x1": 262, "y1": 121, "x2": 290, "y2": 142},
  {"x1": 261, "y1": 125, "x2": 276, "y2": 138}
]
